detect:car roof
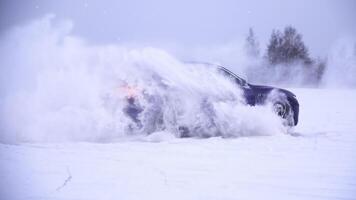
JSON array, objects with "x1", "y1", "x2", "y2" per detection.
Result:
[{"x1": 184, "y1": 61, "x2": 244, "y2": 80}]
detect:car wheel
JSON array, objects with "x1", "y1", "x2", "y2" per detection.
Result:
[
  {"x1": 273, "y1": 101, "x2": 288, "y2": 118},
  {"x1": 273, "y1": 101, "x2": 294, "y2": 126}
]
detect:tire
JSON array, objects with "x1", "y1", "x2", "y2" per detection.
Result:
[{"x1": 273, "y1": 101, "x2": 294, "y2": 126}]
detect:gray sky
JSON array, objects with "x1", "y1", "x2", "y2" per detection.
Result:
[{"x1": 1, "y1": 0, "x2": 355, "y2": 57}]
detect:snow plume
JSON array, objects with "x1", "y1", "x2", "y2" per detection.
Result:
[
  {"x1": 244, "y1": 37, "x2": 356, "y2": 88},
  {"x1": 0, "y1": 15, "x2": 285, "y2": 143},
  {"x1": 245, "y1": 60, "x2": 324, "y2": 87},
  {"x1": 322, "y1": 37, "x2": 356, "y2": 88}
]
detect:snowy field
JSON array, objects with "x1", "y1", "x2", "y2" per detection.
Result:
[{"x1": 1, "y1": 88, "x2": 356, "y2": 200}]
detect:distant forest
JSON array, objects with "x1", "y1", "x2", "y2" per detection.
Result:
[{"x1": 244, "y1": 26, "x2": 326, "y2": 86}]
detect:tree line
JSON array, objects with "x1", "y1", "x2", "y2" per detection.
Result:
[{"x1": 245, "y1": 26, "x2": 326, "y2": 86}]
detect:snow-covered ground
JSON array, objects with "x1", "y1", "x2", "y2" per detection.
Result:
[{"x1": 1, "y1": 88, "x2": 356, "y2": 200}]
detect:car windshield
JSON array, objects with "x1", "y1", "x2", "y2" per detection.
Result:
[{"x1": 218, "y1": 67, "x2": 248, "y2": 87}]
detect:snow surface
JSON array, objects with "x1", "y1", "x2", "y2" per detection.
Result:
[{"x1": 1, "y1": 88, "x2": 356, "y2": 200}]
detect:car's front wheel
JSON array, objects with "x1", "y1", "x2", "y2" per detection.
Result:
[{"x1": 273, "y1": 101, "x2": 294, "y2": 126}]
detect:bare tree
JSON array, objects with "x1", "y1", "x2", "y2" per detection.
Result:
[{"x1": 245, "y1": 27, "x2": 260, "y2": 58}]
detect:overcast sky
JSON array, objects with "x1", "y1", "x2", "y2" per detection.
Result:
[{"x1": 1, "y1": 0, "x2": 355, "y2": 57}]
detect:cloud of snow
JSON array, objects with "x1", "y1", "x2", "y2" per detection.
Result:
[
  {"x1": 243, "y1": 36, "x2": 356, "y2": 88},
  {"x1": 0, "y1": 15, "x2": 286, "y2": 143},
  {"x1": 322, "y1": 37, "x2": 356, "y2": 88}
]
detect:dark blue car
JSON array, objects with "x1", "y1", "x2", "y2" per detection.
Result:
[
  {"x1": 217, "y1": 66, "x2": 299, "y2": 126},
  {"x1": 123, "y1": 63, "x2": 299, "y2": 135}
]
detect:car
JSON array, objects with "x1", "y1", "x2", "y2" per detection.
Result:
[
  {"x1": 216, "y1": 65, "x2": 299, "y2": 126},
  {"x1": 122, "y1": 63, "x2": 299, "y2": 136}
]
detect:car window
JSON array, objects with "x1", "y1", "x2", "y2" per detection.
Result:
[{"x1": 218, "y1": 67, "x2": 247, "y2": 87}]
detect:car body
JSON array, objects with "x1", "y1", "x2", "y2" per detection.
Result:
[
  {"x1": 217, "y1": 66, "x2": 299, "y2": 126},
  {"x1": 122, "y1": 63, "x2": 299, "y2": 135}
]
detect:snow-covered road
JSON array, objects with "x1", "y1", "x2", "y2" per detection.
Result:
[{"x1": 1, "y1": 88, "x2": 356, "y2": 200}]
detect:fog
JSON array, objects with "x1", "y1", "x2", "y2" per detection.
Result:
[
  {"x1": 1, "y1": 0, "x2": 355, "y2": 56},
  {"x1": 0, "y1": 1, "x2": 355, "y2": 142},
  {"x1": 1, "y1": 4, "x2": 356, "y2": 200},
  {"x1": 1, "y1": 1, "x2": 355, "y2": 84},
  {"x1": 0, "y1": 16, "x2": 287, "y2": 142}
]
